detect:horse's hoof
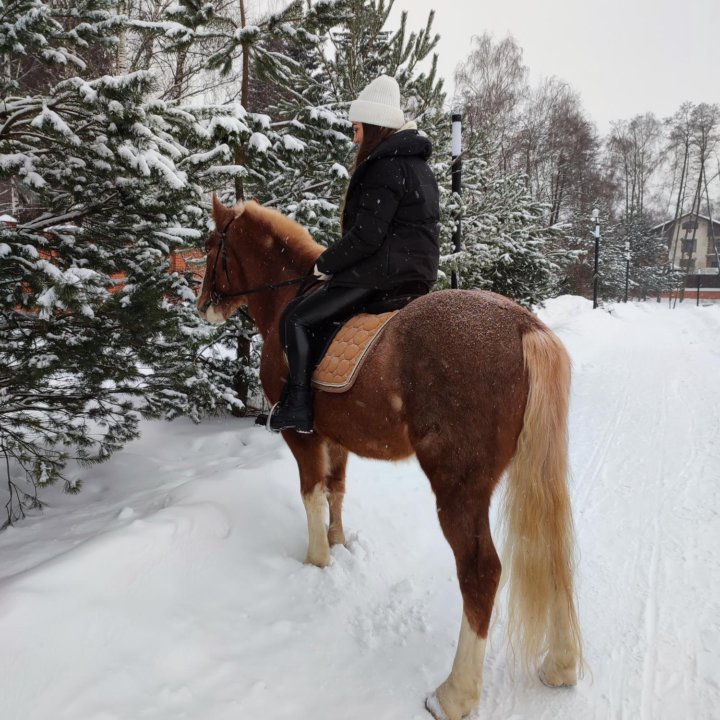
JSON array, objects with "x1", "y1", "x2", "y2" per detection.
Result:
[
  {"x1": 304, "y1": 552, "x2": 330, "y2": 568},
  {"x1": 539, "y1": 658, "x2": 577, "y2": 688},
  {"x1": 425, "y1": 693, "x2": 450, "y2": 720}
]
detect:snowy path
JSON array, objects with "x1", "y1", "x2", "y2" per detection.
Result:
[{"x1": 0, "y1": 298, "x2": 719, "y2": 720}]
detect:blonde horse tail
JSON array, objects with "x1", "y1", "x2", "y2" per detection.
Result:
[{"x1": 502, "y1": 326, "x2": 582, "y2": 680}]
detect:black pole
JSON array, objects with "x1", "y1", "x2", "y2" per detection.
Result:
[
  {"x1": 451, "y1": 113, "x2": 462, "y2": 289},
  {"x1": 697, "y1": 273, "x2": 701, "y2": 307},
  {"x1": 624, "y1": 241, "x2": 630, "y2": 303},
  {"x1": 592, "y1": 213, "x2": 600, "y2": 309}
]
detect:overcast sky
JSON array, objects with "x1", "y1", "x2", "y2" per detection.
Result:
[{"x1": 389, "y1": 0, "x2": 719, "y2": 134}]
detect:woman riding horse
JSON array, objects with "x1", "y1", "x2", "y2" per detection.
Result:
[{"x1": 268, "y1": 75, "x2": 441, "y2": 433}]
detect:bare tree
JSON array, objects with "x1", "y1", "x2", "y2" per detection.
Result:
[
  {"x1": 516, "y1": 79, "x2": 597, "y2": 225},
  {"x1": 664, "y1": 103, "x2": 720, "y2": 276},
  {"x1": 454, "y1": 33, "x2": 527, "y2": 171},
  {"x1": 606, "y1": 113, "x2": 662, "y2": 221}
]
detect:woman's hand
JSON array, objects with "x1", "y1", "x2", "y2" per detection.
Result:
[{"x1": 313, "y1": 264, "x2": 331, "y2": 281}]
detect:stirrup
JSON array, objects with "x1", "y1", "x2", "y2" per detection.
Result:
[
  {"x1": 254, "y1": 402, "x2": 280, "y2": 433},
  {"x1": 255, "y1": 402, "x2": 314, "y2": 435}
]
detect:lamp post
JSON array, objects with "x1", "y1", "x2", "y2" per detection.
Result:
[
  {"x1": 592, "y1": 207, "x2": 600, "y2": 309},
  {"x1": 451, "y1": 113, "x2": 462, "y2": 289},
  {"x1": 623, "y1": 240, "x2": 630, "y2": 303}
]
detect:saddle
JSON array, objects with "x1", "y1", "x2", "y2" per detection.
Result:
[
  {"x1": 279, "y1": 288, "x2": 421, "y2": 395},
  {"x1": 311, "y1": 311, "x2": 397, "y2": 393}
]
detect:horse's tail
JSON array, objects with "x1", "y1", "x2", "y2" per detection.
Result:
[{"x1": 502, "y1": 325, "x2": 582, "y2": 675}]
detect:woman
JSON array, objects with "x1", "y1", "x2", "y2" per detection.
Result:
[{"x1": 269, "y1": 74, "x2": 440, "y2": 433}]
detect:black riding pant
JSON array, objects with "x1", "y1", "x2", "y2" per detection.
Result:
[{"x1": 283, "y1": 284, "x2": 380, "y2": 388}]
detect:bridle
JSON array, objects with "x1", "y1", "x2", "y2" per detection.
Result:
[{"x1": 199, "y1": 216, "x2": 312, "y2": 314}]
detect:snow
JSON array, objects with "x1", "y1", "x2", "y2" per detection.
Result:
[
  {"x1": 331, "y1": 162, "x2": 349, "y2": 179},
  {"x1": 1, "y1": 297, "x2": 719, "y2": 720},
  {"x1": 30, "y1": 106, "x2": 81, "y2": 145},
  {"x1": 283, "y1": 134, "x2": 307, "y2": 152},
  {"x1": 249, "y1": 132, "x2": 272, "y2": 153}
]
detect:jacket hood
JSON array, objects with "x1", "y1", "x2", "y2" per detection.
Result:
[{"x1": 368, "y1": 127, "x2": 433, "y2": 162}]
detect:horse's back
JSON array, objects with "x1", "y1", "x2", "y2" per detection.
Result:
[{"x1": 389, "y1": 288, "x2": 541, "y2": 355}]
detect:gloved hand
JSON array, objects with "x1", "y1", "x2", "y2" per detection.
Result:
[{"x1": 313, "y1": 263, "x2": 331, "y2": 281}]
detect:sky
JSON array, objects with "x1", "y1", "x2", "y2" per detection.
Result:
[{"x1": 389, "y1": 0, "x2": 720, "y2": 134}]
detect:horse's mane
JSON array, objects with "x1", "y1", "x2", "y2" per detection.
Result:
[{"x1": 240, "y1": 201, "x2": 324, "y2": 269}]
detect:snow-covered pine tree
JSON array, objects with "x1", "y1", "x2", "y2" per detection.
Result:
[
  {"x1": 198, "y1": 0, "x2": 445, "y2": 246},
  {"x1": 0, "y1": 0, "x2": 253, "y2": 524},
  {"x1": 266, "y1": 0, "x2": 445, "y2": 240},
  {"x1": 436, "y1": 133, "x2": 572, "y2": 307},
  {"x1": 598, "y1": 214, "x2": 681, "y2": 302}
]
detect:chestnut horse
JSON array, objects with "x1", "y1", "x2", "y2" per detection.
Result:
[{"x1": 197, "y1": 196, "x2": 582, "y2": 720}]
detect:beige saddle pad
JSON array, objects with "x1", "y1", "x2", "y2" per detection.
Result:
[{"x1": 312, "y1": 311, "x2": 398, "y2": 393}]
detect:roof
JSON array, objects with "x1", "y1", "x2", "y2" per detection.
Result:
[
  {"x1": 652, "y1": 213, "x2": 720, "y2": 232},
  {"x1": 0, "y1": 213, "x2": 18, "y2": 223}
]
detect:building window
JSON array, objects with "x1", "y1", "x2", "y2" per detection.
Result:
[{"x1": 681, "y1": 238, "x2": 697, "y2": 253}]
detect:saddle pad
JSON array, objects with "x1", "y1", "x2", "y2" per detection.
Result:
[{"x1": 312, "y1": 311, "x2": 398, "y2": 393}]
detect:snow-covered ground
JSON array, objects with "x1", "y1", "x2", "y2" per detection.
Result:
[{"x1": 1, "y1": 297, "x2": 719, "y2": 720}]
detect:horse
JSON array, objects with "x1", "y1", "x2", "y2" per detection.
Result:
[{"x1": 197, "y1": 196, "x2": 582, "y2": 720}]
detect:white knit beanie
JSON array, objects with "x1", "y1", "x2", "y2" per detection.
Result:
[{"x1": 348, "y1": 75, "x2": 405, "y2": 129}]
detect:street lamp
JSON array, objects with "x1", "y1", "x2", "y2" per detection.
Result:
[
  {"x1": 451, "y1": 113, "x2": 462, "y2": 289},
  {"x1": 592, "y1": 207, "x2": 600, "y2": 309},
  {"x1": 624, "y1": 240, "x2": 631, "y2": 303}
]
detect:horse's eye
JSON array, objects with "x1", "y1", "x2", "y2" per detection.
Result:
[{"x1": 204, "y1": 235, "x2": 215, "y2": 252}]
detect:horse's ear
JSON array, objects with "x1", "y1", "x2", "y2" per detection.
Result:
[
  {"x1": 211, "y1": 194, "x2": 232, "y2": 226},
  {"x1": 211, "y1": 193, "x2": 246, "y2": 228}
]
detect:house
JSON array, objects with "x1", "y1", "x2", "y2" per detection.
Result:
[
  {"x1": 653, "y1": 213, "x2": 720, "y2": 273},
  {"x1": 653, "y1": 213, "x2": 720, "y2": 303},
  {"x1": 0, "y1": 213, "x2": 18, "y2": 229}
]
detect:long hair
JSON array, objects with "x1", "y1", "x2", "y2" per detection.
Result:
[
  {"x1": 341, "y1": 123, "x2": 397, "y2": 231},
  {"x1": 352, "y1": 123, "x2": 396, "y2": 171}
]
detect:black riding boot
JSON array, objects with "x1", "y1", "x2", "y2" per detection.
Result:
[
  {"x1": 268, "y1": 383, "x2": 314, "y2": 434},
  {"x1": 258, "y1": 285, "x2": 379, "y2": 434}
]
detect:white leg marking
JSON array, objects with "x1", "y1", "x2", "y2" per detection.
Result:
[
  {"x1": 303, "y1": 483, "x2": 330, "y2": 567},
  {"x1": 205, "y1": 306, "x2": 225, "y2": 325},
  {"x1": 428, "y1": 613, "x2": 487, "y2": 720}
]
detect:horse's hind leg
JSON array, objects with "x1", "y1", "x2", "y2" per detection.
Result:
[
  {"x1": 424, "y1": 475, "x2": 501, "y2": 720},
  {"x1": 326, "y1": 442, "x2": 348, "y2": 546}
]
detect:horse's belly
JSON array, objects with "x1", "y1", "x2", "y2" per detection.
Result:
[{"x1": 314, "y1": 383, "x2": 414, "y2": 461}]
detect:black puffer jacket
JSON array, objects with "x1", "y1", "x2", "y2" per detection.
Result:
[{"x1": 315, "y1": 128, "x2": 440, "y2": 290}]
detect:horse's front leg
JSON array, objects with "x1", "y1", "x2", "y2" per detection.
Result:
[{"x1": 284, "y1": 432, "x2": 331, "y2": 567}]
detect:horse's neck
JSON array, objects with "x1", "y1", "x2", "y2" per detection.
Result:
[
  {"x1": 246, "y1": 286, "x2": 297, "y2": 340},
  {"x1": 245, "y1": 239, "x2": 318, "y2": 338}
]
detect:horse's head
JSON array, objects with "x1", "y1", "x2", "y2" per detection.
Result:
[
  {"x1": 197, "y1": 195, "x2": 324, "y2": 329},
  {"x1": 197, "y1": 195, "x2": 253, "y2": 324}
]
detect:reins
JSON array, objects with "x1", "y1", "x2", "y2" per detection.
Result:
[{"x1": 201, "y1": 215, "x2": 313, "y2": 313}]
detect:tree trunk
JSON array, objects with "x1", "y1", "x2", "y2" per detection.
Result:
[
  {"x1": 702, "y1": 161, "x2": 720, "y2": 272},
  {"x1": 116, "y1": 1, "x2": 129, "y2": 74},
  {"x1": 234, "y1": 0, "x2": 250, "y2": 202},
  {"x1": 233, "y1": 0, "x2": 252, "y2": 412}
]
